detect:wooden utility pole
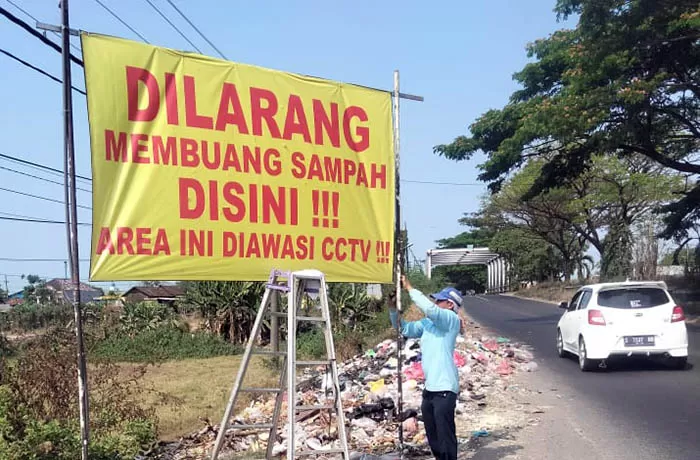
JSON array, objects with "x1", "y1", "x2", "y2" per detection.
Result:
[{"x1": 59, "y1": 1, "x2": 90, "y2": 458}]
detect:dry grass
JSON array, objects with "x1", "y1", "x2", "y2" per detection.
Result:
[
  {"x1": 117, "y1": 355, "x2": 279, "y2": 441},
  {"x1": 515, "y1": 282, "x2": 581, "y2": 304}
]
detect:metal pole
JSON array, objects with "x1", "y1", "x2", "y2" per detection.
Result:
[
  {"x1": 3, "y1": 274, "x2": 8, "y2": 297},
  {"x1": 393, "y1": 69, "x2": 405, "y2": 456},
  {"x1": 286, "y1": 275, "x2": 297, "y2": 460},
  {"x1": 270, "y1": 289, "x2": 279, "y2": 367},
  {"x1": 60, "y1": 1, "x2": 89, "y2": 458}
]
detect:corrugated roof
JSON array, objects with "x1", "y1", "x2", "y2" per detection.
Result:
[
  {"x1": 125, "y1": 286, "x2": 185, "y2": 298},
  {"x1": 427, "y1": 247, "x2": 500, "y2": 267}
]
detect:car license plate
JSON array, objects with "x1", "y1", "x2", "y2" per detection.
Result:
[{"x1": 624, "y1": 335, "x2": 655, "y2": 347}]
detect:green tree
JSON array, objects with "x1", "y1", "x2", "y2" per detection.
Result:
[
  {"x1": 327, "y1": 283, "x2": 375, "y2": 331},
  {"x1": 486, "y1": 159, "x2": 589, "y2": 280},
  {"x1": 434, "y1": 214, "x2": 494, "y2": 293},
  {"x1": 660, "y1": 244, "x2": 700, "y2": 273},
  {"x1": 485, "y1": 154, "x2": 678, "y2": 279},
  {"x1": 21, "y1": 275, "x2": 53, "y2": 304},
  {"x1": 179, "y1": 281, "x2": 264, "y2": 344},
  {"x1": 140, "y1": 281, "x2": 163, "y2": 287},
  {"x1": 490, "y1": 227, "x2": 566, "y2": 283},
  {"x1": 434, "y1": 0, "x2": 699, "y2": 240}
]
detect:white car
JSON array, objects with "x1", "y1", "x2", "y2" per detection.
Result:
[{"x1": 556, "y1": 281, "x2": 689, "y2": 371}]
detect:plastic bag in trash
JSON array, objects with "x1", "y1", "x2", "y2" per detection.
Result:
[{"x1": 350, "y1": 453, "x2": 401, "y2": 460}]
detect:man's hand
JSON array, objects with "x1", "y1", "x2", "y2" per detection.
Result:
[{"x1": 401, "y1": 275, "x2": 412, "y2": 291}]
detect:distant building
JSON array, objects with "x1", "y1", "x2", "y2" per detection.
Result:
[
  {"x1": 45, "y1": 279, "x2": 104, "y2": 304},
  {"x1": 121, "y1": 285, "x2": 185, "y2": 306},
  {"x1": 7, "y1": 291, "x2": 24, "y2": 306},
  {"x1": 657, "y1": 265, "x2": 685, "y2": 277}
]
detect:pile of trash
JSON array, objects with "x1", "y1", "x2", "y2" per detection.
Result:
[{"x1": 156, "y1": 320, "x2": 537, "y2": 458}]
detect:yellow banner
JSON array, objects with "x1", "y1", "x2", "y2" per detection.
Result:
[{"x1": 81, "y1": 33, "x2": 395, "y2": 283}]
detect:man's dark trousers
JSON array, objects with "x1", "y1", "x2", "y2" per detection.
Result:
[{"x1": 421, "y1": 389, "x2": 458, "y2": 460}]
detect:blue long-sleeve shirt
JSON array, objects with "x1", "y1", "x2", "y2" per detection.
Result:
[{"x1": 390, "y1": 288, "x2": 460, "y2": 394}]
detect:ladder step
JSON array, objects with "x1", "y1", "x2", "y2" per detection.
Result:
[
  {"x1": 297, "y1": 449, "x2": 346, "y2": 456},
  {"x1": 297, "y1": 316, "x2": 326, "y2": 322},
  {"x1": 266, "y1": 284, "x2": 290, "y2": 292},
  {"x1": 295, "y1": 404, "x2": 335, "y2": 411},
  {"x1": 296, "y1": 360, "x2": 331, "y2": 366},
  {"x1": 240, "y1": 387, "x2": 281, "y2": 393},
  {"x1": 252, "y1": 349, "x2": 287, "y2": 356},
  {"x1": 228, "y1": 423, "x2": 274, "y2": 430}
]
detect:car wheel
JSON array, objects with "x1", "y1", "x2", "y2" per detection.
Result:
[
  {"x1": 557, "y1": 330, "x2": 567, "y2": 358},
  {"x1": 578, "y1": 337, "x2": 598, "y2": 372},
  {"x1": 670, "y1": 356, "x2": 688, "y2": 370}
]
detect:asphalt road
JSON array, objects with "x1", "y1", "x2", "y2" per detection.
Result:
[{"x1": 465, "y1": 294, "x2": 700, "y2": 460}]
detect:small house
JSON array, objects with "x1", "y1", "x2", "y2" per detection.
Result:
[
  {"x1": 45, "y1": 279, "x2": 104, "y2": 304},
  {"x1": 121, "y1": 286, "x2": 185, "y2": 306}
]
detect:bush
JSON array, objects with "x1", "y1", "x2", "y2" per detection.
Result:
[
  {"x1": 91, "y1": 326, "x2": 240, "y2": 362},
  {"x1": 0, "y1": 329, "x2": 158, "y2": 459},
  {"x1": 0, "y1": 303, "x2": 74, "y2": 331},
  {"x1": 119, "y1": 301, "x2": 186, "y2": 337},
  {"x1": 297, "y1": 328, "x2": 326, "y2": 359},
  {"x1": 0, "y1": 332, "x2": 13, "y2": 358}
]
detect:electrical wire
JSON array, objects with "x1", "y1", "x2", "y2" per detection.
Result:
[
  {"x1": 0, "y1": 165, "x2": 92, "y2": 193},
  {"x1": 0, "y1": 214, "x2": 90, "y2": 226},
  {"x1": 0, "y1": 152, "x2": 481, "y2": 188},
  {"x1": 0, "y1": 6, "x2": 83, "y2": 67},
  {"x1": 92, "y1": 0, "x2": 150, "y2": 43},
  {"x1": 0, "y1": 257, "x2": 90, "y2": 262},
  {"x1": 0, "y1": 153, "x2": 92, "y2": 183},
  {"x1": 164, "y1": 0, "x2": 227, "y2": 59},
  {"x1": 4, "y1": 0, "x2": 82, "y2": 55},
  {"x1": 0, "y1": 47, "x2": 86, "y2": 95},
  {"x1": 142, "y1": 0, "x2": 202, "y2": 53},
  {"x1": 402, "y1": 179, "x2": 482, "y2": 186},
  {"x1": 0, "y1": 186, "x2": 92, "y2": 210},
  {"x1": 0, "y1": 210, "x2": 43, "y2": 220}
]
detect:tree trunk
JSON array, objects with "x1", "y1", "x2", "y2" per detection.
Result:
[{"x1": 600, "y1": 222, "x2": 633, "y2": 281}]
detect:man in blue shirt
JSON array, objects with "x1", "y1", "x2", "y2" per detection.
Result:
[{"x1": 388, "y1": 275, "x2": 463, "y2": 460}]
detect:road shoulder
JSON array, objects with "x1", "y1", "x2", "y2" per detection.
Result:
[{"x1": 466, "y1": 365, "x2": 624, "y2": 460}]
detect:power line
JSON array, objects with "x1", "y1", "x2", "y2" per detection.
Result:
[
  {"x1": 0, "y1": 6, "x2": 83, "y2": 67},
  {"x1": 164, "y1": 0, "x2": 227, "y2": 59},
  {"x1": 402, "y1": 179, "x2": 482, "y2": 186},
  {"x1": 0, "y1": 257, "x2": 90, "y2": 262},
  {"x1": 0, "y1": 210, "x2": 44, "y2": 220},
  {"x1": 142, "y1": 0, "x2": 202, "y2": 53},
  {"x1": 0, "y1": 165, "x2": 91, "y2": 193},
  {"x1": 4, "y1": 0, "x2": 82, "y2": 55},
  {"x1": 0, "y1": 47, "x2": 87, "y2": 95},
  {"x1": 92, "y1": 0, "x2": 150, "y2": 43},
  {"x1": 1, "y1": 152, "x2": 482, "y2": 191},
  {"x1": 0, "y1": 215, "x2": 91, "y2": 226},
  {"x1": 0, "y1": 153, "x2": 92, "y2": 182},
  {"x1": 0, "y1": 186, "x2": 92, "y2": 210}
]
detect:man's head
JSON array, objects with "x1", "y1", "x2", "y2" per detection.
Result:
[{"x1": 430, "y1": 287, "x2": 463, "y2": 311}]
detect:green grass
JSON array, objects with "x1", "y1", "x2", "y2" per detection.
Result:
[{"x1": 91, "y1": 327, "x2": 240, "y2": 362}]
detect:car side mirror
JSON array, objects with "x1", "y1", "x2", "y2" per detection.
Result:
[{"x1": 558, "y1": 302, "x2": 568, "y2": 310}]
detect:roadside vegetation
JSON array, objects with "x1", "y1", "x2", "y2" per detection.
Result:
[
  {"x1": 1, "y1": 0, "x2": 698, "y2": 457},
  {"x1": 431, "y1": 1, "x2": 700, "y2": 296},
  {"x1": 0, "y1": 271, "x2": 430, "y2": 455}
]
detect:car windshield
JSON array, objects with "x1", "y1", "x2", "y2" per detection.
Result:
[{"x1": 597, "y1": 288, "x2": 670, "y2": 309}]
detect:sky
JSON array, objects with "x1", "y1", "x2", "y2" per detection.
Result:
[{"x1": 0, "y1": 0, "x2": 575, "y2": 294}]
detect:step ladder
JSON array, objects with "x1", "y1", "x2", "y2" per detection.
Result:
[{"x1": 210, "y1": 269, "x2": 350, "y2": 460}]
